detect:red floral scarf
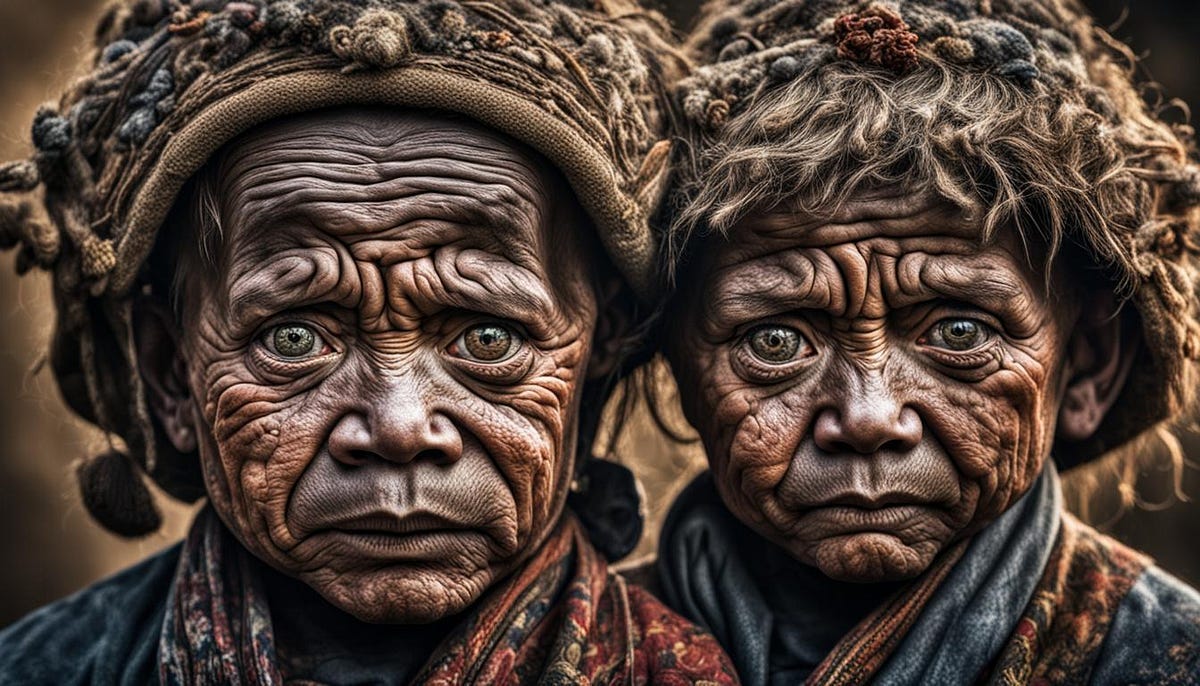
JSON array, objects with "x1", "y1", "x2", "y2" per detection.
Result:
[{"x1": 159, "y1": 508, "x2": 739, "y2": 685}]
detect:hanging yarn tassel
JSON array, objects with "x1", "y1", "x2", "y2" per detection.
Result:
[{"x1": 76, "y1": 449, "x2": 162, "y2": 538}]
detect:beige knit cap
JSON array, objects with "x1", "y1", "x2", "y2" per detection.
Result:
[{"x1": 0, "y1": 0, "x2": 678, "y2": 535}]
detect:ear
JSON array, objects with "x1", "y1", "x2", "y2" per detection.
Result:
[
  {"x1": 587, "y1": 272, "x2": 637, "y2": 382},
  {"x1": 132, "y1": 296, "x2": 197, "y2": 453},
  {"x1": 1057, "y1": 292, "x2": 1139, "y2": 443}
]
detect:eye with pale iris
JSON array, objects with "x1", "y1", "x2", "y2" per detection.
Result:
[
  {"x1": 745, "y1": 324, "x2": 809, "y2": 364},
  {"x1": 264, "y1": 324, "x2": 326, "y2": 360},
  {"x1": 922, "y1": 318, "x2": 994, "y2": 351},
  {"x1": 451, "y1": 323, "x2": 523, "y2": 363}
]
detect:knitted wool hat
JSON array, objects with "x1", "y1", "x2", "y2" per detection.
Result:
[
  {"x1": 0, "y1": 0, "x2": 679, "y2": 536},
  {"x1": 668, "y1": 0, "x2": 1200, "y2": 468}
]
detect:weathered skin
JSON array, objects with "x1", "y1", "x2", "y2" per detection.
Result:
[
  {"x1": 667, "y1": 191, "x2": 1135, "y2": 583},
  {"x1": 136, "y1": 109, "x2": 616, "y2": 624}
]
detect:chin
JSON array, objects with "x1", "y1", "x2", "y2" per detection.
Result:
[
  {"x1": 800, "y1": 533, "x2": 941, "y2": 583},
  {"x1": 311, "y1": 565, "x2": 494, "y2": 624}
]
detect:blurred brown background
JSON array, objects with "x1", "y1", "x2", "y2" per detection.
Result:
[{"x1": 1, "y1": 0, "x2": 1199, "y2": 627}]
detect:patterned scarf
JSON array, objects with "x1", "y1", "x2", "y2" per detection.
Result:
[
  {"x1": 808, "y1": 516, "x2": 1148, "y2": 685},
  {"x1": 160, "y1": 508, "x2": 738, "y2": 685},
  {"x1": 660, "y1": 466, "x2": 1151, "y2": 686}
]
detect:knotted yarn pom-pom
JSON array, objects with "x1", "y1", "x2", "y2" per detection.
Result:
[
  {"x1": 834, "y1": 6, "x2": 919, "y2": 75},
  {"x1": 0, "y1": 160, "x2": 40, "y2": 192},
  {"x1": 76, "y1": 449, "x2": 162, "y2": 538},
  {"x1": 329, "y1": 10, "x2": 412, "y2": 71}
]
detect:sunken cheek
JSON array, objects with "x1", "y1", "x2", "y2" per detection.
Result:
[{"x1": 937, "y1": 349, "x2": 1058, "y2": 517}]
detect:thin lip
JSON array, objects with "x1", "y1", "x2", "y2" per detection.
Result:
[
  {"x1": 306, "y1": 511, "x2": 473, "y2": 537},
  {"x1": 814, "y1": 492, "x2": 939, "y2": 510}
]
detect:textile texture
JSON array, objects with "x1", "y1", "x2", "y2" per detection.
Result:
[
  {"x1": 989, "y1": 514, "x2": 1153, "y2": 685},
  {"x1": 658, "y1": 467, "x2": 1200, "y2": 685},
  {"x1": 161, "y1": 508, "x2": 740, "y2": 685}
]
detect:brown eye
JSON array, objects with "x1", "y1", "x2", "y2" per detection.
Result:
[
  {"x1": 924, "y1": 318, "x2": 993, "y2": 351},
  {"x1": 455, "y1": 323, "x2": 521, "y2": 362},
  {"x1": 746, "y1": 325, "x2": 805, "y2": 363},
  {"x1": 266, "y1": 324, "x2": 323, "y2": 359}
]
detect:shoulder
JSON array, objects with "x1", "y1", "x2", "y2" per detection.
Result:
[
  {"x1": 0, "y1": 543, "x2": 180, "y2": 686},
  {"x1": 1091, "y1": 564, "x2": 1200, "y2": 685},
  {"x1": 621, "y1": 578, "x2": 740, "y2": 685}
]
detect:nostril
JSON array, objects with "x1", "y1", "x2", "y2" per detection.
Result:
[
  {"x1": 878, "y1": 437, "x2": 912, "y2": 453},
  {"x1": 822, "y1": 438, "x2": 858, "y2": 454},
  {"x1": 347, "y1": 449, "x2": 376, "y2": 466},
  {"x1": 415, "y1": 449, "x2": 450, "y2": 464}
]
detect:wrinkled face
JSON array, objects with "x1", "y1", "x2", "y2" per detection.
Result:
[
  {"x1": 169, "y1": 111, "x2": 602, "y2": 622},
  {"x1": 668, "y1": 194, "x2": 1091, "y2": 583}
]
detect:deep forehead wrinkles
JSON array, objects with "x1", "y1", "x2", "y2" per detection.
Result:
[
  {"x1": 223, "y1": 111, "x2": 548, "y2": 258},
  {"x1": 702, "y1": 201, "x2": 1048, "y2": 329},
  {"x1": 208, "y1": 109, "x2": 570, "y2": 322}
]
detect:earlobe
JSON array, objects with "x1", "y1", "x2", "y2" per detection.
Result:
[
  {"x1": 132, "y1": 297, "x2": 198, "y2": 454},
  {"x1": 1057, "y1": 294, "x2": 1139, "y2": 443}
]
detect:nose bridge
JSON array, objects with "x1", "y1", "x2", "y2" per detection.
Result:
[
  {"x1": 844, "y1": 365, "x2": 901, "y2": 426},
  {"x1": 371, "y1": 367, "x2": 429, "y2": 432}
]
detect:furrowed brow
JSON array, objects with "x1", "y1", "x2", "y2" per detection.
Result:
[
  {"x1": 404, "y1": 249, "x2": 562, "y2": 332},
  {"x1": 705, "y1": 258, "x2": 827, "y2": 332},
  {"x1": 907, "y1": 259, "x2": 1038, "y2": 324},
  {"x1": 225, "y1": 250, "x2": 352, "y2": 329}
]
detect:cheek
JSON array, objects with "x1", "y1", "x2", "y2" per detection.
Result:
[
  {"x1": 196, "y1": 369, "x2": 330, "y2": 547},
  {"x1": 454, "y1": 340, "x2": 588, "y2": 540},
  {"x1": 720, "y1": 392, "x2": 806, "y2": 497},
  {"x1": 921, "y1": 344, "x2": 1062, "y2": 518},
  {"x1": 684, "y1": 348, "x2": 817, "y2": 518}
]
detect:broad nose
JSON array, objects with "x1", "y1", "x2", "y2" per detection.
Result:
[
  {"x1": 812, "y1": 379, "x2": 922, "y2": 454},
  {"x1": 327, "y1": 377, "x2": 462, "y2": 467}
]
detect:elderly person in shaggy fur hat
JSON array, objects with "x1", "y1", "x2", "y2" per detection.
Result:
[
  {"x1": 654, "y1": 0, "x2": 1200, "y2": 683},
  {"x1": 0, "y1": 1, "x2": 740, "y2": 683}
]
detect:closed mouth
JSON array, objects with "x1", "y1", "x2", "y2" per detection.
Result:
[
  {"x1": 820, "y1": 492, "x2": 931, "y2": 510},
  {"x1": 315, "y1": 512, "x2": 470, "y2": 537}
]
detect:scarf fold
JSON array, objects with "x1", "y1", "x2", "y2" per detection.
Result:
[
  {"x1": 159, "y1": 509, "x2": 279, "y2": 686},
  {"x1": 160, "y1": 508, "x2": 737, "y2": 685},
  {"x1": 659, "y1": 462, "x2": 1150, "y2": 685},
  {"x1": 986, "y1": 513, "x2": 1149, "y2": 684}
]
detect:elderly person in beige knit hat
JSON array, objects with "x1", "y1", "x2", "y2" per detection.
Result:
[
  {"x1": 0, "y1": 1, "x2": 738, "y2": 683},
  {"x1": 655, "y1": 0, "x2": 1200, "y2": 683}
]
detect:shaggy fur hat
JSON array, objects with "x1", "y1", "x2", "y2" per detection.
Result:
[
  {"x1": 0, "y1": 0, "x2": 679, "y2": 536},
  {"x1": 668, "y1": 0, "x2": 1200, "y2": 468}
]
